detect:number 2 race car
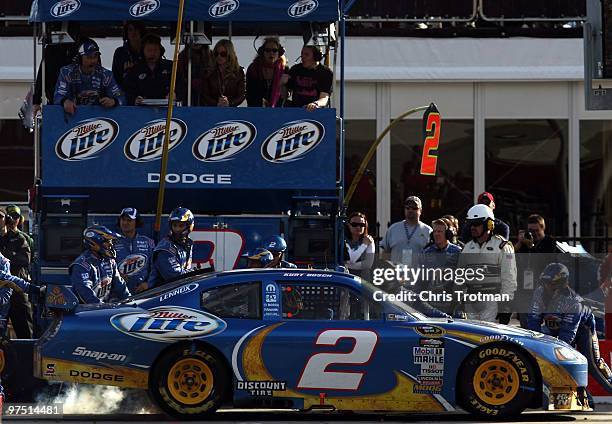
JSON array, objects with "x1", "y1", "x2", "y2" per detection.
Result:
[{"x1": 11, "y1": 269, "x2": 591, "y2": 419}]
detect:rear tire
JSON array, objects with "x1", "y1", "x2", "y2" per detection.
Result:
[
  {"x1": 149, "y1": 346, "x2": 229, "y2": 419},
  {"x1": 457, "y1": 344, "x2": 538, "y2": 418}
]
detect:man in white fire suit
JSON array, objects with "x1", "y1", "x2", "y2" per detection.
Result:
[{"x1": 457, "y1": 204, "x2": 517, "y2": 322}]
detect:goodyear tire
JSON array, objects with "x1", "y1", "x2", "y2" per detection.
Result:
[
  {"x1": 149, "y1": 346, "x2": 229, "y2": 419},
  {"x1": 457, "y1": 344, "x2": 538, "y2": 418}
]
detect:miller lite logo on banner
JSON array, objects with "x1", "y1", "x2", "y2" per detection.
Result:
[
  {"x1": 117, "y1": 254, "x2": 147, "y2": 276},
  {"x1": 209, "y1": 0, "x2": 239, "y2": 18},
  {"x1": 56, "y1": 118, "x2": 119, "y2": 161},
  {"x1": 50, "y1": 0, "x2": 81, "y2": 18},
  {"x1": 261, "y1": 120, "x2": 325, "y2": 163},
  {"x1": 193, "y1": 120, "x2": 256, "y2": 162},
  {"x1": 129, "y1": 0, "x2": 160, "y2": 17},
  {"x1": 124, "y1": 119, "x2": 187, "y2": 162},
  {"x1": 288, "y1": 0, "x2": 318, "y2": 18}
]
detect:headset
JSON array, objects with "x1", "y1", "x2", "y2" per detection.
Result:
[
  {"x1": 303, "y1": 45, "x2": 323, "y2": 62},
  {"x1": 486, "y1": 218, "x2": 495, "y2": 232},
  {"x1": 257, "y1": 37, "x2": 285, "y2": 57},
  {"x1": 431, "y1": 218, "x2": 454, "y2": 242}
]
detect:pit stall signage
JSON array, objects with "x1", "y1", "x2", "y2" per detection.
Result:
[{"x1": 42, "y1": 106, "x2": 336, "y2": 190}]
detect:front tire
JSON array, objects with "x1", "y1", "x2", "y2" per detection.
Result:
[
  {"x1": 149, "y1": 346, "x2": 229, "y2": 419},
  {"x1": 457, "y1": 344, "x2": 538, "y2": 418}
]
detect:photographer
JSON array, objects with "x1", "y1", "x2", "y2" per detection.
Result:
[{"x1": 514, "y1": 214, "x2": 556, "y2": 254}]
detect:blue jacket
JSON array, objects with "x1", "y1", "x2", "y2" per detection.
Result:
[
  {"x1": 0, "y1": 252, "x2": 31, "y2": 319},
  {"x1": 149, "y1": 237, "x2": 193, "y2": 287},
  {"x1": 54, "y1": 63, "x2": 125, "y2": 106},
  {"x1": 115, "y1": 234, "x2": 155, "y2": 292},
  {"x1": 527, "y1": 286, "x2": 593, "y2": 345},
  {"x1": 69, "y1": 250, "x2": 131, "y2": 304}
]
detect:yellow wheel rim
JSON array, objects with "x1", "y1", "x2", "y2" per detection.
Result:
[
  {"x1": 473, "y1": 359, "x2": 520, "y2": 406},
  {"x1": 167, "y1": 358, "x2": 214, "y2": 405}
]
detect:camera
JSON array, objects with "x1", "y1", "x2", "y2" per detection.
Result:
[{"x1": 524, "y1": 230, "x2": 533, "y2": 241}]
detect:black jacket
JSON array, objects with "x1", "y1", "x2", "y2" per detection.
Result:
[
  {"x1": 0, "y1": 229, "x2": 31, "y2": 280},
  {"x1": 124, "y1": 59, "x2": 173, "y2": 105}
]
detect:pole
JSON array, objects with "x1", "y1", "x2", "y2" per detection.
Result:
[
  {"x1": 344, "y1": 105, "x2": 430, "y2": 206},
  {"x1": 154, "y1": 0, "x2": 186, "y2": 238}
]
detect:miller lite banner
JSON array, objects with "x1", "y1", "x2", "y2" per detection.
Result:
[
  {"x1": 42, "y1": 106, "x2": 336, "y2": 190},
  {"x1": 30, "y1": 0, "x2": 339, "y2": 22}
]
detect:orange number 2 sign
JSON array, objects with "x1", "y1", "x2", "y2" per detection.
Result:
[{"x1": 420, "y1": 104, "x2": 441, "y2": 176}]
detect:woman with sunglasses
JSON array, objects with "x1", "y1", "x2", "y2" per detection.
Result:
[
  {"x1": 344, "y1": 212, "x2": 375, "y2": 278},
  {"x1": 246, "y1": 37, "x2": 289, "y2": 107},
  {"x1": 202, "y1": 39, "x2": 245, "y2": 107}
]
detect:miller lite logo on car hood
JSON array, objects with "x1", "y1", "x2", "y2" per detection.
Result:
[
  {"x1": 288, "y1": 0, "x2": 318, "y2": 18},
  {"x1": 110, "y1": 306, "x2": 226, "y2": 342},
  {"x1": 193, "y1": 120, "x2": 256, "y2": 162},
  {"x1": 50, "y1": 0, "x2": 81, "y2": 18},
  {"x1": 124, "y1": 119, "x2": 187, "y2": 162},
  {"x1": 117, "y1": 254, "x2": 147, "y2": 276},
  {"x1": 56, "y1": 118, "x2": 119, "y2": 161},
  {"x1": 209, "y1": 0, "x2": 239, "y2": 18},
  {"x1": 129, "y1": 0, "x2": 160, "y2": 17},
  {"x1": 261, "y1": 119, "x2": 325, "y2": 163}
]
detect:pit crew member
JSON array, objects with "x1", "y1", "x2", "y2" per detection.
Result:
[
  {"x1": 114, "y1": 207, "x2": 155, "y2": 293},
  {"x1": 70, "y1": 225, "x2": 130, "y2": 304},
  {"x1": 0, "y1": 251, "x2": 39, "y2": 335},
  {"x1": 528, "y1": 263, "x2": 612, "y2": 388},
  {"x1": 264, "y1": 235, "x2": 297, "y2": 268},
  {"x1": 149, "y1": 207, "x2": 194, "y2": 287},
  {"x1": 244, "y1": 248, "x2": 274, "y2": 268}
]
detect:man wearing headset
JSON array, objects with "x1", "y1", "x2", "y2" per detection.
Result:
[
  {"x1": 114, "y1": 207, "x2": 155, "y2": 294},
  {"x1": 54, "y1": 38, "x2": 125, "y2": 115},
  {"x1": 124, "y1": 34, "x2": 173, "y2": 105},
  {"x1": 457, "y1": 204, "x2": 517, "y2": 322},
  {"x1": 149, "y1": 207, "x2": 194, "y2": 287},
  {"x1": 287, "y1": 45, "x2": 333, "y2": 111}
]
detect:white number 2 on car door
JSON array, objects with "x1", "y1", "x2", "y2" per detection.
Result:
[{"x1": 297, "y1": 329, "x2": 378, "y2": 391}]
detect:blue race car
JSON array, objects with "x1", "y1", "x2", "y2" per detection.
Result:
[{"x1": 32, "y1": 269, "x2": 589, "y2": 419}]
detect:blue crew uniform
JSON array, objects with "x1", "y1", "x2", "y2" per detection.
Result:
[
  {"x1": 417, "y1": 242, "x2": 462, "y2": 316},
  {"x1": 70, "y1": 250, "x2": 130, "y2": 304},
  {"x1": 54, "y1": 63, "x2": 125, "y2": 106},
  {"x1": 115, "y1": 234, "x2": 155, "y2": 292},
  {"x1": 528, "y1": 286, "x2": 593, "y2": 345},
  {"x1": 0, "y1": 252, "x2": 31, "y2": 322},
  {"x1": 149, "y1": 237, "x2": 193, "y2": 287}
]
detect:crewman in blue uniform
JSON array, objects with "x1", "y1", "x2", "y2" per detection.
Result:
[
  {"x1": 0, "y1": 251, "x2": 38, "y2": 334},
  {"x1": 263, "y1": 235, "x2": 297, "y2": 268},
  {"x1": 528, "y1": 263, "x2": 612, "y2": 386},
  {"x1": 69, "y1": 225, "x2": 131, "y2": 304},
  {"x1": 244, "y1": 248, "x2": 274, "y2": 268},
  {"x1": 114, "y1": 207, "x2": 155, "y2": 293},
  {"x1": 149, "y1": 207, "x2": 194, "y2": 287}
]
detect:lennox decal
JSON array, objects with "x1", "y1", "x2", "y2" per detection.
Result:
[
  {"x1": 110, "y1": 306, "x2": 226, "y2": 342},
  {"x1": 288, "y1": 0, "x2": 318, "y2": 18},
  {"x1": 209, "y1": 0, "x2": 239, "y2": 18},
  {"x1": 55, "y1": 118, "x2": 118, "y2": 161},
  {"x1": 117, "y1": 254, "x2": 147, "y2": 276},
  {"x1": 129, "y1": 0, "x2": 160, "y2": 17},
  {"x1": 159, "y1": 283, "x2": 199, "y2": 302},
  {"x1": 50, "y1": 0, "x2": 81, "y2": 18},
  {"x1": 261, "y1": 120, "x2": 325, "y2": 163},
  {"x1": 124, "y1": 118, "x2": 187, "y2": 162},
  {"x1": 193, "y1": 120, "x2": 256, "y2": 162}
]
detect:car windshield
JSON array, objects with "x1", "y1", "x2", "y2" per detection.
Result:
[{"x1": 357, "y1": 277, "x2": 428, "y2": 321}]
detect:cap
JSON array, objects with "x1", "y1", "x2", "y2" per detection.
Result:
[
  {"x1": 120, "y1": 207, "x2": 138, "y2": 220},
  {"x1": 6, "y1": 204, "x2": 21, "y2": 218},
  {"x1": 404, "y1": 196, "x2": 422, "y2": 209},
  {"x1": 78, "y1": 38, "x2": 100, "y2": 56},
  {"x1": 478, "y1": 192, "x2": 495, "y2": 205}
]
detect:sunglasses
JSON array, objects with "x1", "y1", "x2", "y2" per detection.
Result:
[
  {"x1": 214, "y1": 51, "x2": 228, "y2": 57},
  {"x1": 350, "y1": 222, "x2": 366, "y2": 228},
  {"x1": 264, "y1": 48, "x2": 279, "y2": 53},
  {"x1": 470, "y1": 221, "x2": 484, "y2": 227}
]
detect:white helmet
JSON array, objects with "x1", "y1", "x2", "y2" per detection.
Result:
[{"x1": 466, "y1": 204, "x2": 495, "y2": 222}]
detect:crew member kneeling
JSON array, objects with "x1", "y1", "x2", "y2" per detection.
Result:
[
  {"x1": 70, "y1": 225, "x2": 131, "y2": 304},
  {"x1": 149, "y1": 207, "x2": 194, "y2": 287}
]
